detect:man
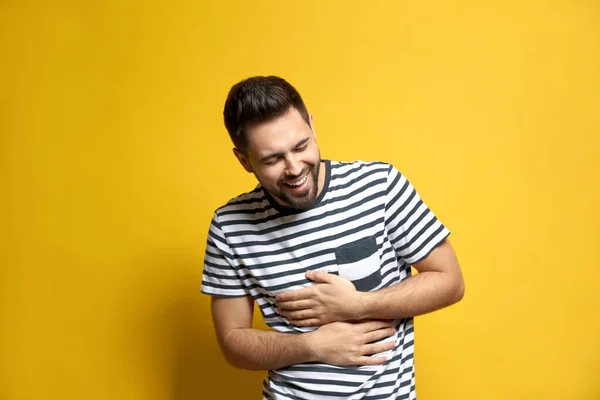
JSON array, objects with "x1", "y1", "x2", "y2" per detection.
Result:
[{"x1": 201, "y1": 76, "x2": 465, "y2": 399}]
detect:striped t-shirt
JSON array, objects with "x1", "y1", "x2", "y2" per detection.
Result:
[{"x1": 201, "y1": 160, "x2": 450, "y2": 400}]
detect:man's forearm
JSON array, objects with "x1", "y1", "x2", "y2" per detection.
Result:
[
  {"x1": 357, "y1": 270, "x2": 465, "y2": 320},
  {"x1": 219, "y1": 327, "x2": 314, "y2": 370}
]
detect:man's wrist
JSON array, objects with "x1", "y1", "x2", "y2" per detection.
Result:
[
  {"x1": 300, "y1": 331, "x2": 319, "y2": 363},
  {"x1": 355, "y1": 291, "x2": 375, "y2": 320}
]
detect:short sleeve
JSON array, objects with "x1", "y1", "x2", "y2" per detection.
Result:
[
  {"x1": 384, "y1": 165, "x2": 450, "y2": 265},
  {"x1": 201, "y1": 212, "x2": 250, "y2": 297}
]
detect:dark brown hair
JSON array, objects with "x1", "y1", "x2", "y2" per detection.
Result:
[{"x1": 223, "y1": 76, "x2": 310, "y2": 153}]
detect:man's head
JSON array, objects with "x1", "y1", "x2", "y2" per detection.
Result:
[{"x1": 223, "y1": 76, "x2": 323, "y2": 210}]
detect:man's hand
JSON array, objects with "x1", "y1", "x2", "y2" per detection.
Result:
[
  {"x1": 306, "y1": 320, "x2": 396, "y2": 366},
  {"x1": 276, "y1": 270, "x2": 362, "y2": 326}
]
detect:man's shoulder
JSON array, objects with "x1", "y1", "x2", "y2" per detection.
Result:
[
  {"x1": 213, "y1": 185, "x2": 268, "y2": 216},
  {"x1": 329, "y1": 159, "x2": 393, "y2": 177}
]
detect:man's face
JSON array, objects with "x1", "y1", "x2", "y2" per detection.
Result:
[{"x1": 234, "y1": 107, "x2": 323, "y2": 210}]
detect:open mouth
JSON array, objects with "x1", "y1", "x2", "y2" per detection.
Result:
[{"x1": 283, "y1": 174, "x2": 309, "y2": 190}]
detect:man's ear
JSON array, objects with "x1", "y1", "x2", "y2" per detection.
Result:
[
  {"x1": 309, "y1": 114, "x2": 316, "y2": 138},
  {"x1": 233, "y1": 148, "x2": 253, "y2": 173}
]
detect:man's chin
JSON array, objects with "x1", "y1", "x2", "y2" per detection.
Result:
[{"x1": 272, "y1": 170, "x2": 320, "y2": 209}]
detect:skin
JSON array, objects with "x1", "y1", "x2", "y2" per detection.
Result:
[
  {"x1": 211, "y1": 106, "x2": 465, "y2": 370},
  {"x1": 233, "y1": 107, "x2": 324, "y2": 210},
  {"x1": 276, "y1": 240, "x2": 465, "y2": 326}
]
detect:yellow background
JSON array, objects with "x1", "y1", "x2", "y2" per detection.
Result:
[{"x1": 1, "y1": 1, "x2": 599, "y2": 399}]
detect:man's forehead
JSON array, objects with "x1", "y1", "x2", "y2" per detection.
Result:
[{"x1": 246, "y1": 113, "x2": 311, "y2": 155}]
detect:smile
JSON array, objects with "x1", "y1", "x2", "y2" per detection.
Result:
[{"x1": 284, "y1": 174, "x2": 308, "y2": 188}]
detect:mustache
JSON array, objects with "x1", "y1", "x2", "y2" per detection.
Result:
[{"x1": 279, "y1": 167, "x2": 311, "y2": 183}]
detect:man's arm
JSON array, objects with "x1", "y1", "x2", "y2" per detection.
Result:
[
  {"x1": 276, "y1": 240, "x2": 464, "y2": 326},
  {"x1": 356, "y1": 239, "x2": 464, "y2": 320},
  {"x1": 212, "y1": 295, "x2": 312, "y2": 370},
  {"x1": 212, "y1": 295, "x2": 396, "y2": 370}
]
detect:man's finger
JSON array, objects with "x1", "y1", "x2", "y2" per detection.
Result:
[
  {"x1": 306, "y1": 270, "x2": 337, "y2": 284},
  {"x1": 290, "y1": 318, "x2": 322, "y2": 327},
  {"x1": 276, "y1": 287, "x2": 312, "y2": 302},
  {"x1": 277, "y1": 299, "x2": 314, "y2": 310},
  {"x1": 355, "y1": 355, "x2": 388, "y2": 366},
  {"x1": 286, "y1": 309, "x2": 316, "y2": 320},
  {"x1": 358, "y1": 320, "x2": 394, "y2": 332},
  {"x1": 363, "y1": 328, "x2": 397, "y2": 344},
  {"x1": 361, "y1": 341, "x2": 396, "y2": 356}
]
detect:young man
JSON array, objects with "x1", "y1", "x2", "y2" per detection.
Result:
[{"x1": 201, "y1": 76, "x2": 465, "y2": 399}]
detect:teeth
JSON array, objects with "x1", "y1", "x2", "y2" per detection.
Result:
[{"x1": 287, "y1": 175, "x2": 307, "y2": 187}]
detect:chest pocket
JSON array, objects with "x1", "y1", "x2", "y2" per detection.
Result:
[{"x1": 334, "y1": 236, "x2": 382, "y2": 292}]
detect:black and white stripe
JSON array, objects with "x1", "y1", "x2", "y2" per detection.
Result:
[{"x1": 202, "y1": 160, "x2": 450, "y2": 399}]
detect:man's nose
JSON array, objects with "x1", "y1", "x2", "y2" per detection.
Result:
[{"x1": 284, "y1": 155, "x2": 303, "y2": 177}]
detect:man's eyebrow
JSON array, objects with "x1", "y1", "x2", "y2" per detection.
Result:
[
  {"x1": 259, "y1": 138, "x2": 310, "y2": 162},
  {"x1": 294, "y1": 138, "x2": 310, "y2": 149}
]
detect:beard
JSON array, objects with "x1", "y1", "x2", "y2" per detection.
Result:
[{"x1": 262, "y1": 161, "x2": 321, "y2": 210}]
